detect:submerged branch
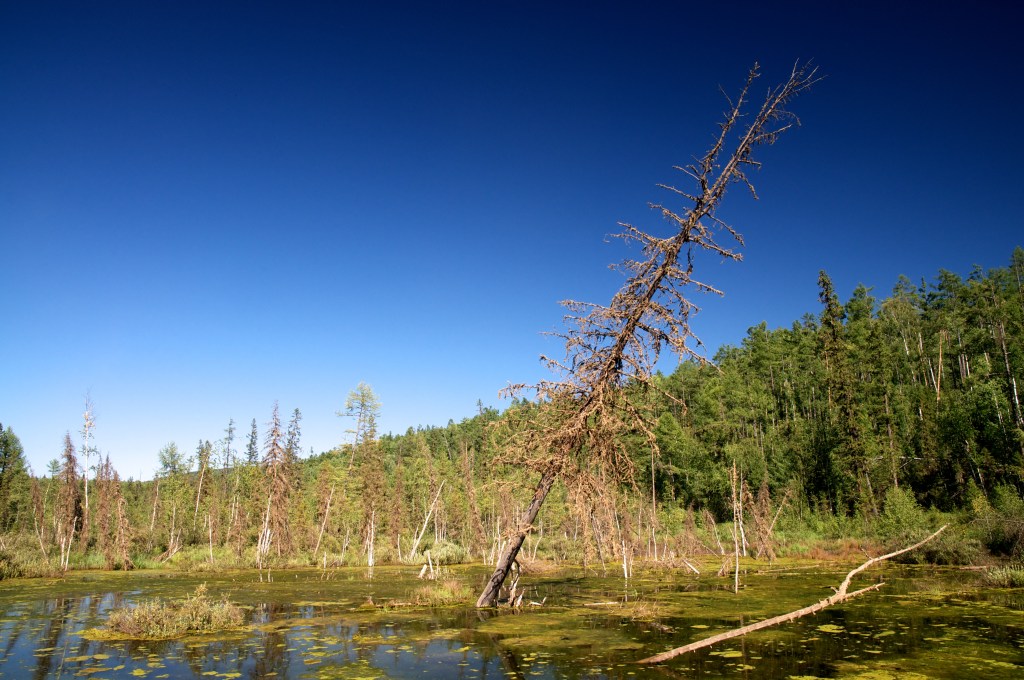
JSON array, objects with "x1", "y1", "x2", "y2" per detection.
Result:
[{"x1": 636, "y1": 525, "x2": 947, "y2": 664}]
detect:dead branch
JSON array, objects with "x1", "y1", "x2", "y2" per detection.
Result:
[
  {"x1": 476, "y1": 61, "x2": 819, "y2": 608},
  {"x1": 636, "y1": 525, "x2": 947, "y2": 664}
]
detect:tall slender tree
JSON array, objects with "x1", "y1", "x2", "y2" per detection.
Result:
[
  {"x1": 340, "y1": 383, "x2": 380, "y2": 469},
  {"x1": 818, "y1": 270, "x2": 870, "y2": 511},
  {"x1": 246, "y1": 419, "x2": 259, "y2": 465},
  {"x1": 80, "y1": 395, "x2": 96, "y2": 545},
  {"x1": 223, "y1": 418, "x2": 236, "y2": 469},
  {"x1": 285, "y1": 408, "x2": 303, "y2": 464},
  {"x1": 55, "y1": 433, "x2": 82, "y2": 571},
  {"x1": 261, "y1": 403, "x2": 293, "y2": 557},
  {"x1": 0, "y1": 424, "x2": 28, "y2": 532}
]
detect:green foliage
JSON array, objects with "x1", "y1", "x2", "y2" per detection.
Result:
[
  {"x1": 0, "y1": 550, "x2": 23, "y2": 580},
  {"x1": 917, "y1": 521, "x2": 982, "y2": 565},
  {"x1": 0, "y1": 424, "x2": 29, "y2": 532},
  {"x1": 875, "y1": 486, "x2": 930, "y2": 548},
  {"x1": 972, "y1": 485, "x2": 1024, "y2": 558},
  {"x1": 105, "y1": 584, "x2": 245, "y2": 638},
  {"x1": 797, "y1": 504, "x2": 863, "y2": 541},
  {"x1": 426, "y1": 540, "x2": 468, "y2": 565}
]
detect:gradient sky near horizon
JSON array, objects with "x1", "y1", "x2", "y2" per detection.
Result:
[{"x1": 2, "y1": 1, "x2": 1022, "y2": 479}]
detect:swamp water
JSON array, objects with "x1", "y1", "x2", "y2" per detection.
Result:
[{"x1": 0, "y1": 564, "x2": 1021, "y2": 679}]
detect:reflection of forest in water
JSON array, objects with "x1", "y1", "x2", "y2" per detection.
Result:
[{"x1": 0, "y1": 566, "x2": 1022, "y2": 679}]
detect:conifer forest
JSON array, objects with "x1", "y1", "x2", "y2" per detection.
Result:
[{"x1": 2, "y1": 247, "x2": 1023, "y2": 577}]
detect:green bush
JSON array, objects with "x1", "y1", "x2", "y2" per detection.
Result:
[
  {"x1": 0, "y1": 550, "x2": 23, "y2": 580},
  {"x1": 800, "y1": 505, "x2": 863, "y2": 541},
  {"x1": 0, "y1": 541, "x2": 58, "y2": 579},
  {"x1": 875, "y1": 487, "x2": 930, "y2": 549},
  {"x1": 373, "y1": 544, "x2": 401, "y2": 565},
  {"x1": 425, "y1": 540, "x2": 468, "y2": 565},
  {"x1": 968, "y1": 485, "x2": 1024, "y2": 558},
  {"x1": 106, "y1": 584, "x2": 245, "y2": 639},
  {"x1": 917, "y1": 521, "x2": 982, "y2": 565}
]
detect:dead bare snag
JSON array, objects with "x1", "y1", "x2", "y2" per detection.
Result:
[
  {"x1": 636, "y1": 525, "x2": 947, "y2": 664},
  {"x1": 476, "y1": 61, "x2": 819, "y2": 608}
]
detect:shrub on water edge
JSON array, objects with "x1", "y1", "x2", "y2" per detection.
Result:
[
  {"x1": 131, "y1": 554, "x2": 162, "y2": 570},
  {"x1": 798, "y1": 505, "x2": 864, "y2": 542},
  {"x1": 988, "y1": 485, "x2": 1024, "y2": 559},
  {"x1": 0, "y1": 550, "x2": 23, "y2": 580},
  {"x1": 106, "y1": 584, "x2": 245, "y2": 639},
  {"x1": 772, "y1": 511, "x2": 828, "y2": 556},
  {"x1": 915, "y1": 519, "x2": 982, "y2": 565},
  {"x1": 875, "y1": 487, "x2": 930, "y2": 550},
  {"x1": 69, "y1": 550, "x2": 108, "y2": 571},
  {"x1": 425, "y1": 540, "x2": 468, "y2": 565},
  {"x1": 373, "y1": 544, "x2": 401, "y2": 565},
  {"x1": 0, "y1": 541, "x2": 61, "y2": 579},
  {"x1": 984, "y1": 565, "x2": 1024, "y2": 587}
]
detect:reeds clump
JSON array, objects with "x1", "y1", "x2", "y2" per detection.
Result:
[
  {"x1": 106, "y1": 584, "x2": 244, "y2": 638},
  {"x1": 412, "y1": 579, "x2": 471, "y2": 606}
]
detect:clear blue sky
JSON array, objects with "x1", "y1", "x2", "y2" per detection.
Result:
[{"x1": 2, "y1": 1, "x2": 1021, "y2": 479}]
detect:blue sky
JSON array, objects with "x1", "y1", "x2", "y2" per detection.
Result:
[{"x1": 2, "y1": 1, "x2": 1021, "y2": 478}]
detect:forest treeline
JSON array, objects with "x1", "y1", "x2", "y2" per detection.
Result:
[{"x1": 1, "y1": 248, "x2": 1022, "y2": 576}]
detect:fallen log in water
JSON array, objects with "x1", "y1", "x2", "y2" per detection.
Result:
[{"x1": 636, "y1": 525, "x2": 947, "y2": 664}]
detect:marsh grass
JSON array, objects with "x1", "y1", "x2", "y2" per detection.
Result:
[
  {"x1": 411, "y1": 579, "x2": 471, "y2": 606},
  {"x1": 106, "y1": 584, "x2": 245, "y2": 638},
  {"x1": 619, "y1": 597, "x2": 662, "y2": 621}
]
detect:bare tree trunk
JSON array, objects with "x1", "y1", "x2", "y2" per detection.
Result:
[
  {"x1": 33, "y1": 514, "x2": 49, "y2": 563},
  {"x1": 731, "y1": 462, "x2": 740, "y2": 594},
  {"x1": 313, "y1": 483, "x2": 335, "y2": 557},
  {"x1": 996, "y1": 321, "x2": 1024, "y2": 427},
  {"x1": 476, "y1": 467, "x2": 558, "y2": 607},
  {"x1": 256, "y1": 495, "x2": 272, "y2": 573},
  {"x1": 408, "y1": 480, "x2": 445, "y2": 560},
  {"x1": 366, "y1": 509, "x2": 376, "y2": 568},
  {"x1": 193, "y1": 461, "x2": 207, "y2": 529},
  {"x1": 149, "y1": 479, "x2": 159, "y2": 535}
]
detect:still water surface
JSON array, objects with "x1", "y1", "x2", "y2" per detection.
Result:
[{"x1": 1, "y1": 564, "x2": 1021, "y2": 678}]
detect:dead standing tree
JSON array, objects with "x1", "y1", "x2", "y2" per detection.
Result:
[{"x1": 476, "y1": 62, "x2": 818, "y2": 607}]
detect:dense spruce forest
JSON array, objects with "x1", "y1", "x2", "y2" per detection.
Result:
[{"x1": 1, "y1": 249, "x2": 1023, "y2": 578}]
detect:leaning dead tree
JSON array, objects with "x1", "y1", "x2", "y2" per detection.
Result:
[{"x1": 476, "y1": 62, "x2": 819, "y2": 608}]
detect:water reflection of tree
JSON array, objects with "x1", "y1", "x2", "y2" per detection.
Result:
[
  {"x1": 248, "y1": 629, "x2": 289, "y2": 679},
  {"x1": 0, "y1": 605, "x2": 24, "y2": 661},
  {"x1": 33, "y1": 597, "x2": 72, "y2": 680},
  {"x1": 180, "y1": 636, "x2": 245, "y2": 677},
  {"x1": 248, "y1": 603, "x2": 291, "y2": 679}
]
